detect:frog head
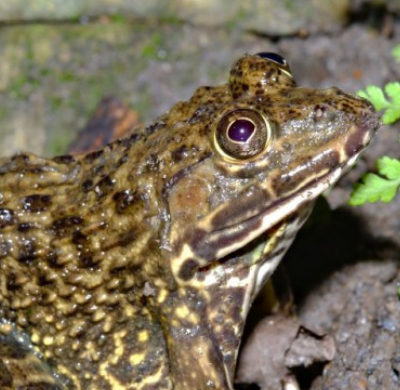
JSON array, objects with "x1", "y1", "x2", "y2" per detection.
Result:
[{"x1": 154, "y1": 53, "x2": 379, "y2": 388}]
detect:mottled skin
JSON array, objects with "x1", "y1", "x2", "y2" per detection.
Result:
[{"x1": 0, "y1": 53, "x2": 379, "y2": 390}]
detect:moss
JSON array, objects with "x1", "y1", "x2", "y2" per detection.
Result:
[
  {"x1": 284, "y1": 0, "x2": 295, "y2": 11},
  {"x1": 108, "y1": 14, "x2": 127, "y2": 24},
  {"x1": 141, "y1": 32, "x2": 167, "y2": 60},
  {"x1": 50, "y1": 96, "x2": 63, "y2": 110},
  {"x1": 58, "y1": 71, "x2": 77, "y2": 83}
]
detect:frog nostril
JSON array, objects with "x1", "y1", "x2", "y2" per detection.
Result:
[
  {"x1": 313, "y1": 104, "x2": 328, "y2": 122},
  {"x1": 315, "y1": 108, "x2": 324, "y2": 120}
]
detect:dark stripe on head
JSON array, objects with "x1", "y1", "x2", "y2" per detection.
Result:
[
  {"x1": 210, "y1": 187, "x2": 270, "y2": 231},
  {"x1": 190, "y1": 216, "x2": 263, "y2": 261},
  {"x1": 274, "y1": 150, "x2": 340, "y2": 197}
]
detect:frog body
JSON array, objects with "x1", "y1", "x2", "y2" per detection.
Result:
[{"x1": 0, "y1": 53, "x2": 379, "y2": 389}]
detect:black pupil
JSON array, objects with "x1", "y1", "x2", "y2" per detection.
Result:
[
  {"x1": 228, "y1": 119, "x2": 255, "y2": 142},
  {"x1": 256, "y1": 52, "x2": 285, "y2": 65}
]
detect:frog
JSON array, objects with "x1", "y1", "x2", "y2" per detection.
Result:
[{"x1": 0, "y1": 52, "x2": 379, "y2": 390}]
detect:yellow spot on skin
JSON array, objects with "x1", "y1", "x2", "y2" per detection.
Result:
[
  {"x1": 0, "y1": 322, "x2": 12, "y2": 334},
  {"x1": 124, "y1": 304, "x2": 136, "y2": 317},
  {"x1": 55, "y1": 333, "x2": 66, "y2": 346},
  {"x1": 213, "y1": 324, "x2": 222, "y2": 334},
  {"x1": 55, "y1": 321, "x2": 66, "y2": 331},
  {"x1": 43, "y1": 335, "x2": 54, "y2": 346},
  {"x1": 92, "y1": 309, "x2": 106, "y2": 322},
  {"x1": 174, "y1": 305, "x2": 199, "y2": 323},
  {"x1": 103, "y1": 316, "x2": 114, "y2": 333},
  {"x1": 31, "y1": 331, "x2": 40, "y2": 344},
  {"x1": 138, "y1": 330, "x2": 148, "y2": 342},
  {"x1": 157, "y1": 288, "x2": 168, "y2": 304},
  {"x1": 175, "y1": 305, "x2": 190, "y2": 319},
  {"x1": 72, "y1": 340, "x2": 80, "y2": 351},
  {"x1": 129, "y1": 351, "x2": 146, "y2": 365}
]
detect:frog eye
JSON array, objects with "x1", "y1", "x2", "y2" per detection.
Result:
[
  {"x1": 256, "y1": 52, "x2": 287, "y2": 65},
  {"x1": 215, "y1": 109, "x2": 271, "y2": 161}
]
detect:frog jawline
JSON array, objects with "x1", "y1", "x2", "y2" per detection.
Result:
[{"x1": 210, "y1": 155, "x2": 357, "y2": 262}]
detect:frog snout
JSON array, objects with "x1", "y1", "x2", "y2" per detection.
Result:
[
  {"x1": 357, "y1": 108, "x2": 381, "y2": 140},
  {"x1": 344, "y1": 108, "x2": 380, "y2": 158}
]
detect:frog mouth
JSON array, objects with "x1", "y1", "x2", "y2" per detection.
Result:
[{"x1": 189, "y1": 154, "x2": 357, "y2": 264}]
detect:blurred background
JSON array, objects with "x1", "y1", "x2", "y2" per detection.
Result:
[{"x1": 0, "y1": 0, "x2": 397, "y2": 156}]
